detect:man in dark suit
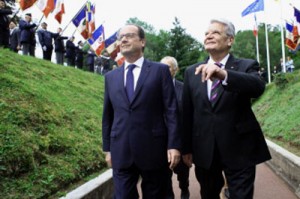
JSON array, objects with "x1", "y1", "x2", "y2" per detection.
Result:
[
  {"x1": 161, "y1": 56, "x2": 190, "y2": 199},
  {"x1": 75, "y1": 41, "x2": 85, "y2": 69},
  {"x1": 0, "y1": 0, "x2": 12, "y2": 48},
  {"x1": 182, "y1": 19, "x2": 271, "y2": 199},
  {"x1": 54, "y1": 27, "x2": 68, "y2": 65},
  {"x1": 19, "y1": 13, "x2": 36, "y2": 56},
  {"x1": 37, "y1": 22, "x2": 57, "y2": 61},
  {"x1": 9, "y1": 21, "x2": 20, "y2": 52},
  {"x1": 66, "y1": 36, "x2": 76, "y2": 66},
  {"x1": 102, "y1": 24, "x2": 181, "y2": 199}
]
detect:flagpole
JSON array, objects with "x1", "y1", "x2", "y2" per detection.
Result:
[
  {"x1": 264, "y1": 22, "x2": 271, "y2": 84},
  {"x1": 256, "y1": 33, "x2": 260, "y2": 63},
  {"x1": 61, "y1": 0, "x2": 87, "y2": 34},
  {"x1": 254, "y1": 14, "x2": 260, "y2": 63},
  {"x1": 280, "y1": 0, "x2": 287, "y2": 73}
]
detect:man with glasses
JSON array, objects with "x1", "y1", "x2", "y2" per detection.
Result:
[{"x1": 102, "y1": 24, "x2": 181, "y2": 199}]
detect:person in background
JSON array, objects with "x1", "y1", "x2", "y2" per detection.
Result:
[
  {"x1": 75, "y1": 41, "x2": 85, "y2": 69},
  {"x1": 54, "y1": 27, "x2": 68, "y2": 65},
  {"x1": 9, "y1": 21, "x2": 20, "y2": 52},
  {"x1": 286, "y1": 56, "x2": 295, "y2": 73},
  {"x1": 66, "y1": 36, "x2": 76, "y2": 66},
  {"x1": 0, "y1": 0, "x2": 12, "y2": 48},
  {"x1": 182, "y1": 18, "x2": 271, "y2": 199},
  {"x1": 161, "y1": 56, "x2": 190, "y2": 199},
  {"x1": 19, "y1": 13, "x2": 36, "y2": 56},
  {"x1": 86, "y1": 47, "x2": 96, "y2": 72},
  {"x1": 37, "y1": 22, "x2": 57, "y2": 61},
  {"x1": 102, "y1": 24, "x2": 181, "y2": 199}
]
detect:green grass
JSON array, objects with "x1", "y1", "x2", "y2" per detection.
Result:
[
  {"x1": 253, "y1": 71, "x2": 300, "y2": 156},
  {"x1": 0, "y1": 49, "x2": 299, "y2": 198},
  {"x1": 0, "y1": 49, "x2": 107, "y2": 198}
]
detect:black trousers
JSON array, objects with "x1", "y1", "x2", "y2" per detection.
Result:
[
  {"x1": 195, "y1": 148, "x2": 256, "y2": 199},
  {"x1": 166, "y1": 159, "x2": 190, "y2": 198},
  {"x1": 43, "y1": 49, "x2": 53, "y2": 61},
  {"x1": 113, "y1": 163, "x2": 169, "y2": 199}
]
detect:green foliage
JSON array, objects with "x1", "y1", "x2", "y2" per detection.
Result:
[
  {"x1": 126, "y1": 17, "x2": 203, "y2": 81},
  {"x1": 253, "y1": 70, "x2": 300, "y2": 156},
  {"x1": 0, "y1": 49, "x2": 106, "y2": 198}
]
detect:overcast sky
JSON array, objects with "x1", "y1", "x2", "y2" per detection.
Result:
[{"x1": 16, "y1": 0, "x2": 300, "y2": 45}]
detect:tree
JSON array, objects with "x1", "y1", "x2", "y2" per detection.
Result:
[{"x1": 167, "y1": 17, "x2": 203, "y2": 80}]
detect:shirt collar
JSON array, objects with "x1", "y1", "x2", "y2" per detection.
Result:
[
  {"x1": 208, "y1": 54, "x2": 230, "y2": 68},
  {"x1": 125, "y1": 57, "x2": 144, "y2": 70}
]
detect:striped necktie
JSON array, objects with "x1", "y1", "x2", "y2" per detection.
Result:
[{"x1": 210, "y1": 63, "x2": 222, "y2": 107}]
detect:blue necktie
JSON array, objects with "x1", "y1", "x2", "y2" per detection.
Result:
[
  {"x1": 210, "y1": 63, "x2": 222, "y2": 107},
  {"x1": 126, "y1": 64, "x2": 136, "y2": 102}
]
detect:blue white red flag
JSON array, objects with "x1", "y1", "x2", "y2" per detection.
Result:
[
  {"x1": 88, "y1": 25, "x2": 105, "y2": 56},
  {"x1": 105, "y1": 31, "x2": 119, "y2": 60}
]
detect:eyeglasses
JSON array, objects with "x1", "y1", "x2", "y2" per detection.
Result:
[{"x1": 117, "y1": 33, "x2": 138, "y2": 41}]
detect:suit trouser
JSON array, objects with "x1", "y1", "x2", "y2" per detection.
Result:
[
  {"x1": 56, "y1": 52, "x2": 64, "y2": 65},
  {"x1": 113, "y1": 163, "x2": 169, "y2": 199},
  {"x1": 43, "y1": 49, "x2": 53, "y2": 61},
  {"x1": 166, "y1": 159, "x2": 190, "y2": 198},
  {"x1": 22, "y1": 43, "x2": 35, "y2": 56},
  {"x1": 194, "y1": 148, "x2": 256, "y2": 199}
]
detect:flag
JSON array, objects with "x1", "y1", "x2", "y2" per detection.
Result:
[
  {"x1": 105, "y1": 31, "x2": 119, "y2": 60},
  {"x1": 294, "y1": 7, "x2": 300, "y2": 31},
  {"x1": 88, "y1": 25, "x2": 105, "y2": 56},
  {"x1": 115, "y1": 52, "x2": 125, "y2": 66},
  {"x1": 72, "y1": 4, "x2": 89, "y2": 39},
  {"x1": 241, "y1": 0, "x2": 264, "y2": 17},
  {"x1": 36, "y1": 0, "x2": 55, "y2": 18},
  {"x1": 19, "y1": 0, "x2": 37, "y2": 10},
  {"x1": 86, "y1": 2, "x2": 95, "y2": 38},
  {"x1": 285, "y1": 20, "x2": 300, "y2": 51},
  {"x1": 53, "y1": 0, "x2": 65, "y2": 24},
  {"x1": 253, "y1": 14, "x2": 258, "y2": 37},
  {"x1": 72, "y1": 1, "x2": 95, "y2": 40}
]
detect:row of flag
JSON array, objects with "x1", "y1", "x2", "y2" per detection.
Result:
[
  {"x1": 241, "y1": 0, "x2": 300, "y2": 51},
  {"x1": 19, "y1": 0, "x2": 65, "y2": 24},
  {"x1": 18, "y1": 0, "x2": 125, "y2": 65}
]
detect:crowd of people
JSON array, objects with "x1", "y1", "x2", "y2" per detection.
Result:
[{"x1": 0, "y1": 1, "x2": 116, "y2": 74}]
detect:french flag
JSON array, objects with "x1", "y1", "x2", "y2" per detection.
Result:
[
  {"x1": 88, "y1": 25, "x2": 105, "y2": 56},
  {"x1": 36, "y1": 0, "x2": 55, "y2": 18},
  {"x1": 53, "y1": 0, "x2": 65, "y2": 24},
  {"x1": 72, "y1": 6, "x2": 89, "y2": 39},
  {"x1": 105, "y1": 31, "x2": 119, "y2": 60}
]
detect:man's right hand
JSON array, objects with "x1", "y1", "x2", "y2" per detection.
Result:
[
  {"x1": 42, "y1": 46, "x2": 47, "y2": 51},
  {"x1": 105, "y1": 152, "x2": 112, "y2": 167}
]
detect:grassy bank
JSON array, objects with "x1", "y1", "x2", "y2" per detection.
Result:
[
  {"x1": 0, "y1": 49, "x2": 106, "y2": 198},
  {"x1": 253, "y1": 70, "x2": 300, "y2": 156}
]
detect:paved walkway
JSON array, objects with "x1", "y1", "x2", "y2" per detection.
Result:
[{"x1": 172, "y1": 163, "x2": 298, "y2": 199}]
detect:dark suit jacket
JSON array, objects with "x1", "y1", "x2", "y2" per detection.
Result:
[
  {"x1": 19, "y1": 20, "x2": 36, "y2": 45},
  {"x1": 66, "y1": 40, "x2": 76, "y2": 59},
  {"x1": 54, "y1": 35, "x2": 68, "y2": 52},
  {"x1": 182, "y1": 54, "x2": 271, "y2": 170},
  {"x1": 9, "y1": 27, "x2": 20, "y2": 51},
  {"x1": 37, "y1": 29, "x2": 57, "y2": 50},
  {"x1": 102, "y1": 59, "x2": 180, "y2": 170},
  {"x1": 174, "y1": 80, "x2": 183, "y2": 138}
]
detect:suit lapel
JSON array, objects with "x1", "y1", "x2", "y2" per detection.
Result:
[{"x1": 131, "y1": 60, "x2": 150, "y2": 104}]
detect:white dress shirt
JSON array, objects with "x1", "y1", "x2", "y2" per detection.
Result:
[
  {"x1": 124, "y1": 57, "x2": 144, "y2": 90},
  {"x1": 207, "y1": 54, "x2": 229, "y2": 99}
]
